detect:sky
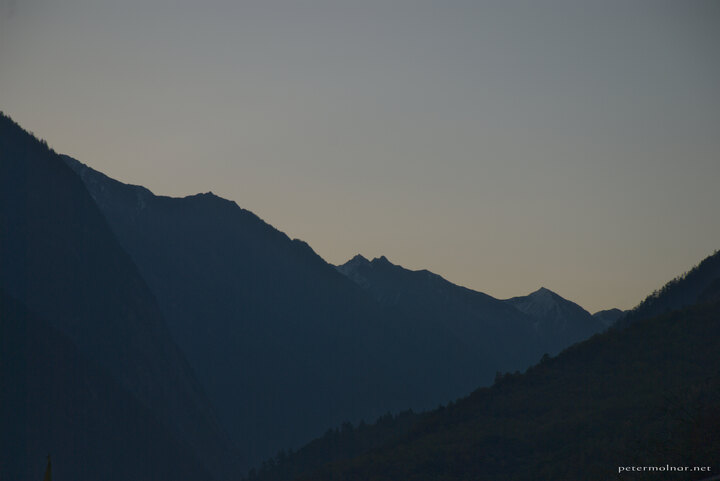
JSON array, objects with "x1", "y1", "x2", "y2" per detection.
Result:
[{"x1": 1, "y1": 0, "x2": 719, "y2": 312}]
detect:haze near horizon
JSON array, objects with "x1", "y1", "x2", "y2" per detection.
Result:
[{"x1": 1, "y1": 0, "x2": 719, "y2": 312}]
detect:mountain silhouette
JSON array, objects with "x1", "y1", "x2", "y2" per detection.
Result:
[
  {"x1": 0, "y1": 113, "x2": 238, "y2": 479},
  {"x1": 0, "y1": 290, "x2": 212, "y2": 481},
  {"x1": 592, "y1": 307, "x2": 626, "y2": 327},
  {"x1": 63, "y1": 155, "x2": 609, "y2": 470},
  {"x1": 338, "y1": 255, "x2": 606, "y2": 364},
  {"x1": 247, "y1": 250, "x2": 720, "y2": 481},
  {"x1": 4, "y1": 112, "x2": 709, "y2": 480},
  {"x1": 339, "y1": 255, "x2": 547, "y2": 370},
  {"x1": 616, "y1": 249, "x2": 720, "y2": 328},
  {"x1": 64, "y1": 155, "x2": 476, "y2": 468},
  {"x1": 504, "y1": 287, "x2": 605, "y2": 353}
]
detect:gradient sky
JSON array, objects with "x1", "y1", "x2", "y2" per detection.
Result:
[{"x1": 2, "y1": 0, "x2": 719, "y2": 312}]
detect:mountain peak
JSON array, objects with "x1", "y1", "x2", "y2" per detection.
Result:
[
  {"x1": 336, "y1": 254, "x2": 395, "y2": 275},
  {"x1": 371, "y1": 255, "x2": 392, "y2": 266},
  {"x1": 514, "y1": 287, "x2": 580, "y2": 313},
  {"x1": 523, "y1": 287, "x2": 563, "y2": 305},
  {"x1": 350, "y1": 253, "x2": 370, "y2": 264},
  {"x1": 188, "y1": 191, "x2": 221, "y2": 201},
  {"x1": 336, "y1": 254, "x2": 372, "y2": 282},
  {"x1": 338, "y1": 254, "x2": 370, "y2": 270},
  {"x1": 531, "y1": 286, "x2": 556, "y2": 296},
  {"x1": 504, "y1": 287, "x2": 603, "y2": 350}
]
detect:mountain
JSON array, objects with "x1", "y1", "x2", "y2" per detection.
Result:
[
  {"x1": 338, "y1": 256, "x2": 605, "y2": 360},
  {"x1": 62, "y1": 155, "x2": 501, "y2": 468},
  {"x1": 63, "y1": 155, "x2": 611, "y2": 471},
  {"x1": 247, "y1": 253, "x2": 720, "y2": 481},
  {"x1": 504, "y1": 287, "x2": 605, "y2": 354},
  {"x1": 617, "y1": 250, "x2": 720, "y2": 328},
  {"x1": 592, "y1": 308, "x2": 626, "y2": 327},
  {"x1": 0, "y1": 290, "x2": 212, "y2": 481},
  {"x1": 336, "y1": 255, "x2": 546, "y2": 371},
  {"x1": 0, "y1": 113, "x2": 238, "y2": 479}
]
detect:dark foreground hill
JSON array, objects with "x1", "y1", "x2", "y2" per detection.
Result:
[
  {"x1": 247, "y1": 251, "x2": 720, "y2": 481},
  {"x1": 593, "y1": 307, "x2": 626, "y2": 327},
  {"x1": 617, "y1": 250, "x2": 720, "y2": 328},
  {"x1": 0, "y1": 113, "x2": 238, "y2": 479},
  {"x1": 0, "y1": 291, "x2": 212, "y2": 481}
]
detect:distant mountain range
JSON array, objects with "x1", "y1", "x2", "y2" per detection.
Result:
[
  {"x1": 503, "y1": 286, "x2": 605, "y2": 354},
  {"x1": 1, "y1": 112, "x2": 668, "y2": 479},
  {"x1": 336, "y1": 254, "x2": 605, "y2": 365},
  {"x1": 63, "y1": 150, "x2": 610, "y2": 469},
  {"x1": 245, "y1": 250, "x2": 720, "y2": 481},
  {"x1": 336, "y1": 254, "x2": 540, "y2": 375}
]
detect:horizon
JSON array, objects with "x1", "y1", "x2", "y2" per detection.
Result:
[
  {"x1": 2, "y1": 1, "x2": 719, "y2": 312},
  {"x1": 9, "y1": 124, "x2": 718, "y2": 315}
]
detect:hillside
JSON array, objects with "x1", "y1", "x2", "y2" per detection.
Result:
[
  {"x1": 65, "y1": 154, "x2": 620, "y2": 469},
  {"x1": 617, "y1": 250, "x2": 720, "y2": 327},
  {"x1": 593, "y1": 308, "x2": 626, "y2": 327},
  {"x1": 64, "y1": 155, "x2": 508, "y2": 467},
  {"x1": 0, "y1": 291, "x2": 212, "y2": 481},
  {"x1": 336, "y1": 255, "x2": 603, "y2": 373},
  {"x1": 248, "y1": 253, "x2": 720, "y2": 481},
  {"x1": 504, "y1": 287, "x2": 605, "y2": 354},
  {"x1": 0, "y1": 113, "x2": 238, "y2": 479}
]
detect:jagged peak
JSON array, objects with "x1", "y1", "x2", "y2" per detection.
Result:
[
  {"x1": 338, "y1": 254, "x2": 370, "y2": 269},
  {"x1": 338, "y1": 254, "x2": 396, "y2": 271},
  {"x1": 534, "y1": 286, "x2": 553, "y2": 294},
  {"x1": 350, "y1": 253, "x2": 370, "y2": 264},
  {"x1": 187, "y1": 191, "x2": 218, "y2": 199},
  {"x1": 371, "y1": 255, "x2": 392, "y2": 266},
  {"x1": 527, "y1": 286, "x2": 560, "y2": 299},
  {"x1": 182, "y1": 191, "x2": 239, "y2": 209}
]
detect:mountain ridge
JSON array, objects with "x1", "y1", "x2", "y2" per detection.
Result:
[
  {"x1": 616, "y1": 249, "x2": 720, "y2": 328},
  {"x1": 0, "y1": 113, "x2": 239, "y2": 479},
  {"x1": 64, "y1": 154, "x2": 483, "y2": 469},
  {"x1": 592, "y1": 308, "x2": 626, "y2": 327},
  {"x1": 337, "y1": 254, "x2": 607, "y2": 359},
  {"x1": 64, "y1": 155, "x2": 610, "y2": 471},
  {"x1": 504, "y1": 285, "x2": 605, "y2": 353},
  {"x1": 247, "y1": 249, "x2": 720, "y2": 481}
]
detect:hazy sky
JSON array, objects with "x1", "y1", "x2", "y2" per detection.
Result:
[{"x1": 2, "y1": 0, "x2": 719, "y2": 312}]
